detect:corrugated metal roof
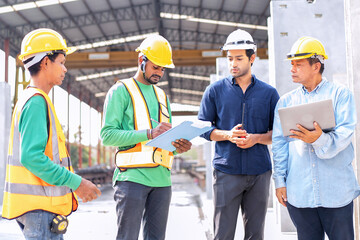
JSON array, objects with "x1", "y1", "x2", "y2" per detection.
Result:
[{"x1": 0, "y1": 0, "x2": 271, "y2": 110}]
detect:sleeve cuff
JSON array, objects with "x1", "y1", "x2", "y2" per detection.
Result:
[
  {"x1": 68, "y1": 173, "x2": 82, "y2": 191},
  {"x1": 200, "y1": 127, "x2": 216, "y2": 141},
  {"x1": 274, "y1": 177, "x2": 286, "y2": 189},
  {"x1": 312, "y1": 131, "x2": 328, "y2": 149}
]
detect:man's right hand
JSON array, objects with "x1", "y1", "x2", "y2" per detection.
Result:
[
  {"x1": 75, "y1": 178, "x2": 101, "y2": 203},
  {"x1": 275, "y1": 187, "x2": 287, "y2": 207},
  {"x1": 227, "y1": 124, "x2": 247, "y2": 142},
  {"x1": 151, "y1": 122, "x2": 172, "y2": 138}
]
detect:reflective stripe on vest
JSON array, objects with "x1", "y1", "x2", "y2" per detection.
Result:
[
  {"x1": 2, "y1": 87, "x2": 78, "y2": 220},
  {"x1": 115, "y1": 78, "x2": 174, "y2": 169}
]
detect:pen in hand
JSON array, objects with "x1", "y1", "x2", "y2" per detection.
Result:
[{"x1": 150, "y1": 118, "x2": 160, "y2": 124}]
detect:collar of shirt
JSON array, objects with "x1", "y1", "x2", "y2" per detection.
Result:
[
  {"x1": 301, "y1": 77, "x2": 328, "y2": 95},
  {"x1": 228, "y1": 75, "x2": 256, "y2": 88}
]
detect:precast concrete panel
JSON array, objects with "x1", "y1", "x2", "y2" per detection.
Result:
[
  {"x1": 270, "y1": 0, "x2": 347, "y2": 96},
  {"x1": 344, "y1": 0, "x2": 360, "y2": 236},
  {"x1": 0, "y1": 82, "x2": 11, "y2": 208}
]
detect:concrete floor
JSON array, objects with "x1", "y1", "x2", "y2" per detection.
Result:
[{"x1": 0, "y1": 173, "x2": 297, "y2": 240}]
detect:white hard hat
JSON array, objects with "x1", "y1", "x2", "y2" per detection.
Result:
[{"x1": 222, "y1": 29, "x2": 257, "y2": 52}]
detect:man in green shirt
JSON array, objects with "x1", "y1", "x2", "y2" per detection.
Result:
[
  {"x1": 2, "y1": 28, "x2": 101, "y2": 240},
  {"x1": 101, "y1": 35, "x2": 192, "y2": 240}
]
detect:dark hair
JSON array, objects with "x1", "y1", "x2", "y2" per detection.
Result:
[
  {"x1": 25, "y1": 53, "x2": 62, "y2": 76},
  {"x1": 246, "y1": 49, "x2": 255, "y2": 66},
  {"x1": 307, "y1": 57, "x2": 324, "y2": 74}
]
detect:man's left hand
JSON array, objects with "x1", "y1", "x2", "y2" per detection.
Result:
[
  {"x1": 234, "y1": 134, "x2": 257, "y2": 149},
  {"x1": 172, "y1": 139, "x2": 192, "y2": 154},
  {"x1": 289, "y1": 121, "x2": 322, "y2": 143}
]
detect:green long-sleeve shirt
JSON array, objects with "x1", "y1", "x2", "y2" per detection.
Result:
[
  {"x1": 100, "y1": 79, "x2": 172, "y2": 187},
  {"x1": 19, "y1": 95, "x2": 82, "y2": 190}
]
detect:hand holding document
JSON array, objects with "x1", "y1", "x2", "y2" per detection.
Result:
[{"x1": 146, "y1": 120, "x2": 213, "y2": 152}]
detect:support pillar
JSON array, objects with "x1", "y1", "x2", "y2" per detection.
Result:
[
  {"x1": 344, "y1": 0, "x2": 360, "y2": 238},
  {"x1": 78, "y1": 92, "x2": 82, "y2": 169},
  {"x1": 88, "y1": 102, "x2": 92, "y2": 167},
  {"x1": 4, "y1": 39, "x2": 9, "y2": 83},
  {"x1": 0, "y1": 83, "x2": 11, "y2": 207}
]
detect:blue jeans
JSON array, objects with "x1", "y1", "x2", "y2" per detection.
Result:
[
  {"x1": 287, "y1": 201, "x2": 354, "y2": 240},
  {"x1": 114, "y1": 181, "x2": 172, "y2": 240},
  {"x1": 16, "y1": 210, "x2": 64, "y2": 240}
]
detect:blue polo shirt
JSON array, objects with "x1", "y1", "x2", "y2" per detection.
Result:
[{"x1": 198, "y1": 75, "x2": 279, "y2": 175}]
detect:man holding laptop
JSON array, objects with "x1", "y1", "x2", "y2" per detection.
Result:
[{"x1": 272, "y1": 36, "x2": 360, "y2": 240}]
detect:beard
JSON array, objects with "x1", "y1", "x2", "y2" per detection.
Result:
[
  {"x1": 230, "y1": 67, "x2": 250, "y2": 79},
  {"x1": 145, "y1": 74, "x2": 162, "y2": 85}
]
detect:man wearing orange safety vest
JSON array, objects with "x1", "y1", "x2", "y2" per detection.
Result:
[
  {"x1": 101, "y1": 35, "x2": 192, "y2": 240},
  {"x1": 2, "y1": 28, "x2": 101, "y2": 239}
]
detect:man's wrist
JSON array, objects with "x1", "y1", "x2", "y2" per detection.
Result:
[{"x1": 147, "y1": 129, "x2": 153, "y2": 140}]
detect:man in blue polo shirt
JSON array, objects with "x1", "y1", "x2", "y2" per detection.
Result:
[{"x1": 198, "y1": 29, "x2": 279, "y2": 240}]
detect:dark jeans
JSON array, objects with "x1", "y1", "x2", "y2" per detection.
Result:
[
  {"x1": 114, "y1": 181, "x2": 172, "y2": 240},
  {"x1": 213, "y1": 169, "x2": 271, "y2": 240},
  {"x1": 287, "y1": 201, "x2": 354, "y2": 240}
]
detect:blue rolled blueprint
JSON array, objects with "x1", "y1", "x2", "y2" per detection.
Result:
[{"x1": 145, "y1": 120, "x2": 212, "y2": 152}]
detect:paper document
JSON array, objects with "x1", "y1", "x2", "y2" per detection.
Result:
[{"x1": 146, "y1": 120, "x2": 213, "y2": 152}]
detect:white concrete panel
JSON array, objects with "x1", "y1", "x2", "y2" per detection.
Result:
[
  {"x1": 270, "y1": 0, "x2": 347, "y2": 96},
  {"x1": 0, "y1": 82, "x2": 11, "y2": 207},
  {"x1": 344, "y1": 0, "x2": 360, "y2": 236},
  {"x1": 252, "y1": 57, "x2": 270, "y2": 84}
]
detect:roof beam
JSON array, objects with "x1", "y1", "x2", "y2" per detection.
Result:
[
  {"x1": 0, "y1": 3, "x2": 153, "y2": 40},
  {"x1": 0, "y1": 3, "x2": 267, "y2": 42},
  {"x1": 16, "y1": 49, "x2": 267, "y2": 69}
]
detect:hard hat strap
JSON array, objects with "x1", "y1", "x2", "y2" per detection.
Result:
[
  {"x1": 23, "y1": 50, "x2": 67, "y2": 69},
  {"x1": 222, "y1": 40, "x2": 256, "y2": 50},
  {"x1": 23, "y1": 51, "x2": 51, "y2": 69},
  {"x1": 287, "y1": 52, "x2": 312, "y2": 59},
  {"x1": 310, "y1": 54, "x2": 325, "y2": 64},
  {"x1": 287, "y1": 52, "x2": 325, "y2": 63}
]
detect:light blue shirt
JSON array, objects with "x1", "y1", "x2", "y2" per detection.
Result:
[{"x1": 272, "y1": 78, "x2": 360, "y2": 208}]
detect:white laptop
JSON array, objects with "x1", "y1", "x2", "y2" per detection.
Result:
[{"x1": 278, "y1": 99, "x2": 336, "y2": 137}]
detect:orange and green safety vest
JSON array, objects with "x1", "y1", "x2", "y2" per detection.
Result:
[
  {"x1": 115, "y1": 78, "x2": 174, "y2": 169},
  {"x1": 2, "y1": 87, "x2": 78, "y2": 219}
]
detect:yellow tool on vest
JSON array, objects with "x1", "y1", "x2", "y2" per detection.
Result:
[{"x1": 50, "y1": 215, "x2": 69, "y2": 234}]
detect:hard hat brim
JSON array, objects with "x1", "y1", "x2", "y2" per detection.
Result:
[
  {"x1": 286, "y1": 53, "x2": 328, "y2": 61},
  {"x1": 19, "y1": 46, "x2": 77, "y2": 61},
  {"x1": 66, "y1": 47, "x2": 77, "y2": 55},
  {"x1": 222, "y1": 45, "x2": 257, "y2": 52}
]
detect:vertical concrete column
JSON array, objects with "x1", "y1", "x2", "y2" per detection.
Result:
[
  {"x1": 0, "y1": 83, "x2": 11, "y2": 206},
  {"x1": 344, "y1": 0, "x2": 360, "y2": 238},
  {"x1": 78, "y1": 95, "x2": 82, "y2": 169},
  {"x1": 88, "y1": 102, "x2": 92, "y2": 167},
  {"x1": 203, "y1": 141, "x2": 213, "y2": 200},
  {"x1": 4, "y1": 39, "x2": 9, "y2": 83}
]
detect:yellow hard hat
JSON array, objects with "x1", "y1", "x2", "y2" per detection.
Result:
[
  {"x1": 136, "y1": 35, "x2": 175, "y2": 68},
  {"x1": 287, "y1": 36, "x2": 328, "y2": 61},
  {"x1": 18, "y1": 28, "x2": 76, "y2": 61}
]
